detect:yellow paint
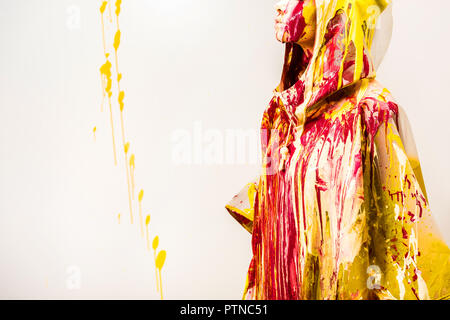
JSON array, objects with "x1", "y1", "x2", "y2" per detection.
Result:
[
  {"x1": 113, "y1": 30, "x2": 121, "y2": 52},
  {"x1": 369, "y1": 111, "x2": 450, "y2": 299},
  {"x1": 225, "y1": 183, "x2": 256, "y2": 222},
  {"x1": 107, "y1": 1, "x2": 133, "y2": 227},
  {"x1": 152, "y1": 236, "x2": 159, "y2": 250},
  {"x1": 107, "y1": 96, "x2": 117, "y2": 165},
  {"x1": 152, "y1": 235, "x2": 160, "y2": 293},
  {"x1": 129, "y1": 154, "x2": 135, "y2": 199},
  {"x1": 118, "y1": 91, "x2": 125, "y2": 112},
  {"x1": 299, "y1": 0, "x2": 316, "y2": 47},
  {"x1": 99, "y1": 60, "x2": 118, "y2": 165},
  {"x1": 138, "y1": 190, "x2": 144, "y2": 238},
  {"x1": 409, "y1": 157, "x2": 429, "y2": 202},
  {"x1": 153, "y1": 249, "x2": 160, "y2": 294},
  {"x1": 156, "y1": 250, "x2": 167, "y2": 300},
  {"x1": 100, "y1": 1, "x2": 107, "y2": 14},
  {"x1": 107, "y1": 0, "x2": 112, "y2": 23},
  {"x1": 156, "y1": 250, "x2": 166, "y2": 270},
  {"x1": 121, "y1": 141, "x2": 133, "y2": 224},
  {"x1": 121, "y1": 124, "x2": 133, "y2": 225},
  {"x1": 100, "y1": 78, "x2": 105, "y2": 112},
  {"x1": 146, "y1": 214, "x2": 151, "y2": 250},
  {"x1": 115, "y1": 0, "x2": 122, "y2": 17},
  {"x1": 324, "y1": 80, "x2": 369, "y2": 122},
  {"x1": 97, "y1": 0, "x2": 166, "y2": 299},
  {"x1": 100, "y1": 2, "x2": 108, "y2": 57},
  {"x1": 115, "y1": 0, "x2": 122, "y2": 30}
]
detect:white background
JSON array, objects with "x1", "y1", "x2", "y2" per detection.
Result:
[{"x1": 0, "y1": 0, "x2": 449, "y2": 299}]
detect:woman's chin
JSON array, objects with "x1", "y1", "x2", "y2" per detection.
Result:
[{"x1": 275, "y1": 28, "x2": 286, "y2": 43}]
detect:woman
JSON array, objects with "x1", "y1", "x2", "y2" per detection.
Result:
[{"x1": 226, "y1": 0, "x2": 450, "y2": 300}]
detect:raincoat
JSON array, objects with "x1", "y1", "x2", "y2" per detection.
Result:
[{"x1": 226, "y1": 0, "x2": 450, "y2": 300}]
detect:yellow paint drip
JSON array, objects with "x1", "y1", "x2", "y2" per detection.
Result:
[
  {"x1": 145, "y1": 214, "x2": 151, "y2": 250},
  {"x1": 107, "y1": 0, "x2": 112, "y2": 23},
  {"x1": 129, "y1": 154, "x2": 135, "y2": 199},
  {"x1": 138, "y1": 189, "x2": 144, "y2": 238},
  {"x1": 113, "y1": 30, "x2": 121, "y2": 52},
  {"x1": 99, "y1": 59, "x2": 117, "y2": 165},
  {"x1": 115, "y1": 0, "x2": 122, "y2": 17},
  {"x1": 100, "y1": 1, "x2": 107, "y2": 14},
  {"x1": 152, "y1": 236, "x2": 159, "y2": 250},
  {"x1": 118, "y1": 91, "x2": 125, "y2": 112},
  {"x1": 97, "y1": 0, "x2": 166, "y2": 299},
  {"x1": 409, "y1": 157, "x2": 429, "y2": 202},
  {"x1": 156, "y1": 250, "x2": 167, "y2": 270},
  {"x1": 155, "y1": 250, "x2": 167, "y2": 299}
]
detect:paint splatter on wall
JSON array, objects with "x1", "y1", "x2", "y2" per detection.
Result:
[{"x1": 96, "y1": 0, "x2": 167, "y2": 299}]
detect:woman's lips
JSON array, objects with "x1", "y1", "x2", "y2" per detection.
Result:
[{"x1": 275, "y1": 14, "x2": 285, "y2": 25}]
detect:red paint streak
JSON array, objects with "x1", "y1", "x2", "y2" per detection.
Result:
[
  {"x1": 285, "y1": 1, "x2": 307, "y2": 43},
  {"x1": 402, "y1": 227, "x2": 408, "y2": 240},
  {"x1": 407, "y1": 211, "x2": 416, "y2": 222},
  {"x1": 404, "y1": 175, "x2": 412, "y2": 190}
]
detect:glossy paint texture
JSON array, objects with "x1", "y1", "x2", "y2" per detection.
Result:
[
  {"x1": 227, "y1": 0, "x2": 450, "y2": 300},
  {"x1": 275, "y1": 0, "x2": 316, "y2": 46}
]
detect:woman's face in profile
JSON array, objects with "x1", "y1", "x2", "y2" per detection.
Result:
[{"x1": 275, "y1": 0, "x2": 316, "y2": 47}]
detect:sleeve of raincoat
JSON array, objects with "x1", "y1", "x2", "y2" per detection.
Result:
[
  {"x1": 369, "y1": 106, "x2": 450, "y2": 300},
  {"x1": 225, "y1": 178, "x2": 259, "y2": 234}
]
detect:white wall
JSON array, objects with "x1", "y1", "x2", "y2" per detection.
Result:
[{"x1": 0, "y1": 0, "x2": 448, "y2": 299}]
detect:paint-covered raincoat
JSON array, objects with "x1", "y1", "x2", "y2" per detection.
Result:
[{"x1": 226, "y1": 0, "x2": 450, "y2": 300}]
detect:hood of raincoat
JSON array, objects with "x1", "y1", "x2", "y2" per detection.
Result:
[{"x1": 275, "y1": 0, "x2": 391, "y2": 129}]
